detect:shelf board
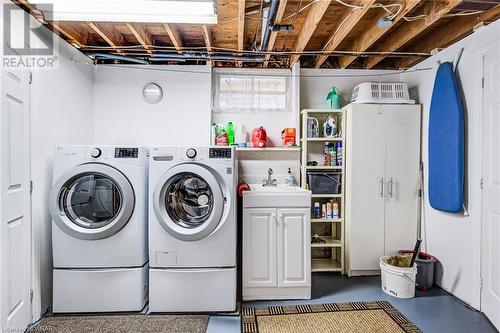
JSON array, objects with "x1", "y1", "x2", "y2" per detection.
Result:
[
  {"x1": 311, "y1": 194, "x2": 342, "y2": 198},
  {"x1": 311, "y1": 258, "x2": 342, "y2": 272},
  {"x1": 311, "y1": 218, "x2": 342, "y2": 223},
  {"x1": 305, "y1": 166, "x2": 342, "y2": 170},
  {"x1": 302, "y1": 109, "x2": 343, "y2": 114},
  {"x1": 236, "y1": 147, "x2": 300, "y2": 152},
  {"x1": 302, "y1": 137, "x2": 343, "y2": 142},
  {"x1": 311, "y1": 236, "x2": 342, "y2": 248}
]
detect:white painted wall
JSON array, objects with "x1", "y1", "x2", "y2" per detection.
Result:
[
  {"x1": 30, "y1": 28, "x2": 95, "y2": 317},
  {"x1": 401, "y1": 20, "x2": 500, "y2": 310},
  {"x1": 93, "y1": 65, "x2": 211, "y2": 146},
  {"x1": 300, "y1": 69, "x2": 401, "y2": 109}
]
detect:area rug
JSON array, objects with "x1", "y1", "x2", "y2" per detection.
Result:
[
  {"x1": 241, "y1": 301, "x2": 421, "y2": 333},
  {"x1": 28, "y1": 314, "x2": 209, "y2": 333}
]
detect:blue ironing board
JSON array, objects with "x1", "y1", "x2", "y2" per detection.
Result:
[{"x1": 428, "y1": 62, "x2": 464, "y2": 213}]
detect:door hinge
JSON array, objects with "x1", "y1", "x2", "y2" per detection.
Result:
[
  {"x1": 30, "y1": 288, "x2": 33, "y2": 302},
  {"x1": 481, "y1": 77, "x2": 484, "y2": 88},
  {"x1": 480, "y1": 277, "x2": 484, "y2": 291},
  {"x1": 29, "y1": 72, "x2": 32, "y2": 85},
  {"x1": 480, "y1": 178, "x2": 484, "y2": 190},
  {"x1": 30, "y1": 180, "x2": 33, "y2": 193}
]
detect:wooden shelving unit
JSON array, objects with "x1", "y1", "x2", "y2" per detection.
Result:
[{"x1": 301, "y1": 109, "x2": 345, "y2": 274}]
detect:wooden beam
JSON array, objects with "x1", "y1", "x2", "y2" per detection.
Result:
[
  {"x1": 126, "y1": 23, "x2": 152, "y2": 54},
  {"x1": 238, "y1": 0, "x2": 246, "y2": 67},
  {"x1": 289, "y1": 0, "x2": 331, "y2": 67},
  {"x1": 88, "y1": 22, "x2": 124, "y2": 53},
  {"x1": 364, "y1": 0, "x2": 462, "y2": 69},
  {"x1": 50, "y1": 22, "x2": 84, "y2": 48},
  {"x1": 264, "y1": 0, "x2": 288, "y2": 68},
  {"x1": 337, "y1": 0, "x2": 421, "y2": 69},
  {"x1": 202, "y1": 25, "x2": 213, "y2": 53},
  {"x1": 163, "y1": 23, "x2": 182, "y2": 52},
  {"x1": 397, "y1": 5, "x2": 500, "y2": 69},
  {"x1": 314, "y1": 0, "x2": 375, "y2": 68}
]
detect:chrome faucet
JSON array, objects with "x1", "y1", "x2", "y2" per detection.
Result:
[{"x1": 263, "y1": 168, "x2": 277, "y2": 187}]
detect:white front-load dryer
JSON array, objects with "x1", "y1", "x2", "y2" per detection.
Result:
[
  {"x1": 50, "y1": 146, "x2": 148, "y2": 313},
  {"x1": 148, "y1": 146, "x2": 237, "y2": 312}
]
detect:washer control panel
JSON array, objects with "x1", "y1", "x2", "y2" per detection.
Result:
[
  {"x1": 115, "y1": 148, "x2": 139, "y2": 158},
  {"x1": 209, "y1": 148, "x2": 232, "y2": 159}
]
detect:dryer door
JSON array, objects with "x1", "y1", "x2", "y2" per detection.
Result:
[
  {"x1": 153, "y1": 163, "x2": 225, "y2": 241},
  {"x1": 49, "y1": 163, "x2": 135, "y2": 240}
]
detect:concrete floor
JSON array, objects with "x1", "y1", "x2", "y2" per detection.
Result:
[{"x1": 206, "y1": 274, "x2": 498, "y2": 333}]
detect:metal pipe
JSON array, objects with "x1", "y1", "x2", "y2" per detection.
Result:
[
  {"x1": 150, "y1": 53, "x2": 264, "y2": 62},
  {"x1": 259, "y1": 0, "x2": 280, "y2": 51},
  {"x1": 93, "y1": 53, "x2": 148, "y2": 64}
]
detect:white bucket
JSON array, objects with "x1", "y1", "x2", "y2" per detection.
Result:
[{"x1": 380, "y1": 256, "x2": 417, "y2": 299}]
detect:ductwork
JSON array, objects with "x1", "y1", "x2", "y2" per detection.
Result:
[
  {"x1": 150, "y1": 53, "x2": 265, "y2": 62},
  {"x1": 93, "y1": 53, "x2": 149, "y2": 64}
]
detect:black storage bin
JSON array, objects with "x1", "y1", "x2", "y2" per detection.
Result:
[{"x1": 307, "y1": 172, "x2": 341, "y2": 194}]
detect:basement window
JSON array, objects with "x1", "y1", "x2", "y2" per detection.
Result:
[{"x1": 212, "y1": 71, "x2": 290, "y2": 113}]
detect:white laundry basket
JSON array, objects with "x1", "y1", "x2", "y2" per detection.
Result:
[
  {"x1": 380, "y1": 256, "x2": 417, "y2": 299},
  {"x1": 351, "y1": 82, "x2": 415, "y2": 104}
]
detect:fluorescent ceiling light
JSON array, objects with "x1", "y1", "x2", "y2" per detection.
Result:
[{"x1": 29, "y1": 0, "x2": 218, "y2": 24}]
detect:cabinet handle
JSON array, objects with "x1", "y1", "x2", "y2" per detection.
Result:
[
  {"x1": 379, "y1": 177, "x2": 384, "y2": 198},
  {"x1": 388, "y1": 177, "x2": 393, "y2": 198}
]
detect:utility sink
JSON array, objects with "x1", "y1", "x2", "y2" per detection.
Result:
[{"x1": 243, "y1": 184, "x2": 311, "y2": 208}]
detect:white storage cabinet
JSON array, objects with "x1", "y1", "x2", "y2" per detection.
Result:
[
  {"x1": 344, "y1": 103, "x2": 421, "y2": 276},
  {"x1": 243, "y1": 191, "x2": 311, "y2": 300}
]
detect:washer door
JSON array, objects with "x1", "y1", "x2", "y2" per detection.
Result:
[
  {"x1": 153, "y1": 164, "x2": 224, "y2": 241},
  {"x1": 49, "y1": 163, "x2": 135, "y2": 240}
]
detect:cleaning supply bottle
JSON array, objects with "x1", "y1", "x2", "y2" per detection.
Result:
[
  {"x1": 326, "y1": 201, "x2": 332, "y2": 219},
  {"x1": 227, "y1": 122, "x2": 235, "y2": 145},
  {"x1": 330, "y1": 144, "x2": 336, "y2": 167},
  {"x1": 336, "y1": 142, "x2": 343, "y2": 166},
  {"x1": 321, "y1": 203, "x2": 327, "y2": 218},
  {"x1": 332, "y1": 200, "x2": 339, "y2": 219},
  {"x1": 210, "y1": 123, "x2": 217, "y2": 145},
  {"x1": 325, "y1": 142, "x2": 331, "y2": 166},
  {"x1": 314, "y1": 202, "x2": 320, "y2": 218}
]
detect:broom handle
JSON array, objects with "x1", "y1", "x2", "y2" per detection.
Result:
[{"x1": 410, "y1": 239, "x2": 422, "y2": 267}]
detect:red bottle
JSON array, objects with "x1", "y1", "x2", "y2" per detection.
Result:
[{"x1": 252, "y1": 126, "x2": 267, "y2": 148}]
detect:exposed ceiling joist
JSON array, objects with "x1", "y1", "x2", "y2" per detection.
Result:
[
  {"x1": 289, "y1": 0, "x2": 331, "y2": 67},
  {"x1": 51, "y1": 22, "x2": 84, "y2": 48},
  {"x1": 364, "y1": 0, "x2": 462, "y2": 69},
  {"x1": 397, "y1": 4, "x2": 500, "y2": 68},
  {"x1": 314, "y1": 0, "x2": 375, "y2": 68},
  {"x1": 337, "y1": 0, "x2": 421, "y2": 69},
  {"x1": 264, "y1": 0, "x2": 288, "y2": 68},
  {"x1": 163, "y1": 23, "x2": 183, "y2": 52},
  {"x1": 87, "y1": 22, "x2": 124, "y2": 53},
  {"x1": 237, "y1": 0, "x2": 246, "y2": 67},
  {"x1": 126, "y1": 23, "x2": 152, "y2": 54},
  {"x1": 202, "y1": 25, "x2": 213, "y2": 53}
]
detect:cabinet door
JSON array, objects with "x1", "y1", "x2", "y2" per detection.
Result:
[
  {"x1": 277, "y1": 208, "x2": 310, "y2": 287},
  {"x1": 243, "y1": 208, "x2": 277, "y2": 288},
  {"x1": 346, "y1": 104, "x2": 386, "y2": 271},
  {"x1": 384, "y1": 105, "x2": 421, "y2": 255}
]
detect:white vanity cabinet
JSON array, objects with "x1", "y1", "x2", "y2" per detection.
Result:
[{"x1": 242, "y1": 187, "x2": 311, "y2": 300}]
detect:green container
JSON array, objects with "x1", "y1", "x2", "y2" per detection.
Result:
[{"x1": 326, "y1": 87, "x2": 341, "y2": 109}]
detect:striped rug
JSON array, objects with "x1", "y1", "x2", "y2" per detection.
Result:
[{"x1": 241, "y1": 301, "x2": 420, "y2": 333}]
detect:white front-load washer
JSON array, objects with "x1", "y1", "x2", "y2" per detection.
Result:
[
  {"x1": 49, "y1": 146, "x2": 148, "y2": 313},
  {"x1": 148, "y1": 146, "x2": 237, "y2": 312}
]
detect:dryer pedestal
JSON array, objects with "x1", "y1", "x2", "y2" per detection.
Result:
[
  {"x1": 53, "y1": 264, "x2": 148, "y2": 313},
  {"x1": 149, "y1": 267, "x2": 236, "y2": 312}
]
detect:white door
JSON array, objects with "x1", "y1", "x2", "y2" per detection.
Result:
[
  {"x1": 243, "y1": 208, "x2": 277, "y2": 288},
  {"x1": 1, "y1": 70, "x2": 32, "y2": 331},
  {"x1": 277, "y1": 208, "x2": 310, "y2": 287},
  {"x1": 384, "y1": 105, "x2": 420, "y2": 255},
  {"x1": 346, "y1": 104, "x2": 385, "y2": 272},
  {"x1": 481, "y1": 42, "x2": 500, "y2": 330}
]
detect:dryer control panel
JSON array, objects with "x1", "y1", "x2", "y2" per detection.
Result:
[{"x1": 209, "y1": 148, "x2": 232, "y2": 159}]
